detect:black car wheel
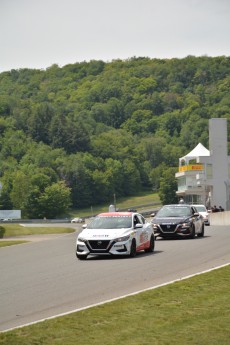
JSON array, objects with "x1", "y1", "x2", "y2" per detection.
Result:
[
  {"x1": 145, "y1": 235, "x2": 155, "y2": 253},
  {"x1": 130, "y1": 239, "x2": 137, "y2": 257}
]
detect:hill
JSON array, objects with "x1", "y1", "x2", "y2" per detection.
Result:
[{"x1": 0, "y1": 56, "x2": 229, "y2": 217}]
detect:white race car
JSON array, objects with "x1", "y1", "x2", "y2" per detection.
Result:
[
  {"x1": 192, "y1": 204, "x2": 210, "y2": 226},
  {"x1": 76, "y1": 211, "x2": 155, "y2": 260}
]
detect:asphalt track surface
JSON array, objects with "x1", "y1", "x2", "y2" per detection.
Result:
[{"x1": 0, "y1": 224, "x2": 230, "y2": 332}]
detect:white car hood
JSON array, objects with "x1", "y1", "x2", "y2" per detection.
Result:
[
  {"x1": 199, "y1": 212, "x2": 208, "y2": 217},
  {"x1": 79, "y1": 227, "x2": 132, "y2": 240}
]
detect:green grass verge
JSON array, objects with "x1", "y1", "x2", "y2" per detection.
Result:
[
  {"x1": 0, "y1": 224, "x2": 75, "y2": 239},
  {"x1": 70, "y1": 191, "x2": 161, "y2": 218},
  {"x1": 0, "y1": 240, "x2": 29, "y2": 248},
  {"x1": 0, "y1": 265, "x2": 229, "y2": 345}
]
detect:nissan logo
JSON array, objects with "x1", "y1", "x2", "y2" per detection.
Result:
[
  {"x1": 97, "y1": 241, "x2": 102, "y2": 246},
  {"x1": 167, "y1": 225, "x2": 171, "y2": 229}
]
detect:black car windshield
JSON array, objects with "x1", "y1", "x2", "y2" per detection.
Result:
[
  {"x1": 157, "y1": 206, "x2": 192, "y2": 218},
  {"x1": 87, "y1": 216, "x2": 132, "y2": 229}
]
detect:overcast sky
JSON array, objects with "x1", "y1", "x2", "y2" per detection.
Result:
[{"x1": 0, "y1": 0, "x2": 230, "y2": 72}]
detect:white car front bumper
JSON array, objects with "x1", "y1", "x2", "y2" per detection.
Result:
[{"x1": 76, "y1": 238, "x2": 132, "y2": 257}]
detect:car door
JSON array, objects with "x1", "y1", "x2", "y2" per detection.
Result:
[
  {"x1": 134, "y1": 214, "x2": 149, "y2": 248},
  {"x1": 133, "y1": 215, "x2": 142, "y2": 247},
  {"x1": 191, "y1": 206, "x2": 202, "y2": 232}
]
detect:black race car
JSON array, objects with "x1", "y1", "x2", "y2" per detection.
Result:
[{"x1": 151, "y1": 204, "x2": 204, "y2": 239}]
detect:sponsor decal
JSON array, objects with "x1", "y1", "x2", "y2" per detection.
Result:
[
  {"x1": 140, "y1": 232, "x2": 148, "y2": 243},
  {"x1": 137, "y1": 240, "x2": 150, "y2": 251}
]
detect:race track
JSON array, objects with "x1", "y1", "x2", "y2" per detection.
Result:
[{"x1": 0, "y1": 225, "x2": 230, "y2": 332}]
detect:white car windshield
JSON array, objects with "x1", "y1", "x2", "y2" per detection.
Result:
[
  {"x1": 157, "y1": 206, "x2": 192, "y2": 217},
  {"x1": 87, "y1": 216, "x2": 132, "y2": 229}
]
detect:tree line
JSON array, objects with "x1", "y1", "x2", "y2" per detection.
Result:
[{"x1": 0, "y1": 56, "x2": 229, "y2": 217}]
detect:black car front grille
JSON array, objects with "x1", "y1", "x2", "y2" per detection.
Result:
[
  {"x1": 88, "y1": 240, "x2": 110, "y2": 250},
  {"x1": 160, "y1": 224, "x2": 177, "y2": 233}
]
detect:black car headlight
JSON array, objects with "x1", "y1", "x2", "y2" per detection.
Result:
[
  {"x1": 181, "y1": 221, "x2": 192, "y2": 228},
  {"x1": 114, "y1": 235, "x2": 130, "y2": 242},
  {"x1": 152, "y1": 224, "x2": 159, "y2": 229}
]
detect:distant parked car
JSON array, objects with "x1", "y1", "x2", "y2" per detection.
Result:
[
  {"x1": 192, "y1": 204, "x2": 210, "y2": 226},
  {"x1": 71, "y1": 217, "x2": 84, "y2": 223},
  {"x1": 151, "y1": 204, "x2": 204, "y2": 239}
]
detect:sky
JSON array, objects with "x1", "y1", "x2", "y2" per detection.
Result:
[{"x1": 0, "y1": 0, "x2": 230, "y2": 72}]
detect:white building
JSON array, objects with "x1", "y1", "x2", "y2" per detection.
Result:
[{"x1": 176, "y1": 118, "x2": 230, "y2": 210}]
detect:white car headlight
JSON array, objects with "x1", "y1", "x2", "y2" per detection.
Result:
[
  {"x1": 78, "y1": 237, "x2": 87, "y2": 243},
  {"x1": 114, "y1": 235, "x2": 130, "y2": 242}
]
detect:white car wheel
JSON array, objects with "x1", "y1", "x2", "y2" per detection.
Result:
[
  {"x1": 129, "y1": 239, "x2": 136, "y2": 257},
  {"x1": 145, "y1": 235, "x2": 155, "y2": 253}
]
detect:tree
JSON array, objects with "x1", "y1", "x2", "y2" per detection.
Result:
[
  {"x1": 0, "y1": 56, "x2": 230, "y2": 211},
  {"x1": 28, "y1": 103, "x2": 54, "y2": 144},
  {"x1": 104, "y1": 158, "x2": 124, "y2": 197},
  {"x1": 91, "y1": 129, "x2": 136, "y2": 160},
  {"x1": 10, "y1": 171, "x2": 31, "y2": 211},
  {"x1": 122, "y1": 159, "x2": 141, "y2": 196},
  {"x1": 64, "y1": 118, "x2": 91, "y2": 153},
  {"x1": 158, "y1": 168, "x2": 178, "y2": 205},
  {"x1": 37, "y1": 181, "x2": 71, "y2": 218},
  {"x1": 0, "y1": 129, "x2": 31, "y2": 162},
  {"x1": 0, "y1": 174, "x2": 13, "y2": 210},
  {"x1": 180, "y1": 115, "x2": 209, "y2": 149},
  {"x1": 49, "y1": 114, "x2": 91, "y2": 153},
  {"x1": 60, "y1": 154, "x2": 94, "y2": 208},
  {"x1": 5, "y1": 168, "x2": 58, "y2": 217},
  {"x1": 23, "y1": 187, "x2": 41, "y2": 219},
  {"x1": 138, "y1": 137, "x2": 166, "y2": 168},
  {"x1": 149, "y1": 163, "x2": 167, "y2": 191}
]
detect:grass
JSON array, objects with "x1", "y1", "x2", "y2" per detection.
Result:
[
  {"x1": 0, "y1": 224, "x2": 75, "y2": 239},
  {"x1": 0, "y1": 240, "x2": 29, "y2": 247},
  {"x1": 70, "y1": 191, "x2": 161, "y2": 218},
  {"x1": 0, "y1": 192, "x2": 160, "y2": 247},
  {"x1": 0, "y1": 265, "x2": 229, "y2": 344}
]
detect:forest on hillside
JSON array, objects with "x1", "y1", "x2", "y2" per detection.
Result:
[{"x1": 0, "y1": 56, "x2": 230, "y2": 218}]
